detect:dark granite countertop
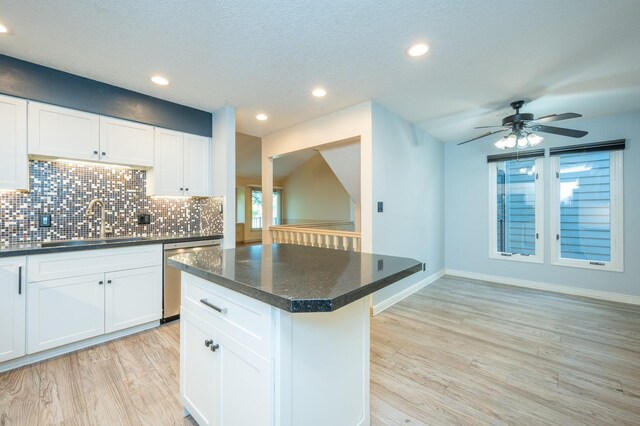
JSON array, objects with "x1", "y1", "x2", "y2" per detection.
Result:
[
  {"x1": 168, "y1": 244, "x2": 422, "y2": 313},
  {"x1": 0, "y1": 232, "x2": 223, "y2": 257}
]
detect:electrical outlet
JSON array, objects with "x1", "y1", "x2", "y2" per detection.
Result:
[
  {"x1": 377, "y1": 259, "x2": 384, "y2": 271},
  {"x1": 39, "y1": 214, "x2": 52, "y2": 228},
  {"x1": 377, "y1": 201, "x2": 383, "y2": 213},
  {"x1": 137, "y1": 214, "x2": 151, "y2": 225}
]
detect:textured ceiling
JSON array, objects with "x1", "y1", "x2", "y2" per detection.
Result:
[{"x1": 1, "y1": 0, "x2": 640, "y2": 143}]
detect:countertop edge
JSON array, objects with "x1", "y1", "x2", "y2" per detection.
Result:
[
  {"x1": 168, "y1": 255, "x2": 422, "y2": 313},
  {"x1": 0, "y1": 233, "x2": 223, "y2": 257}
]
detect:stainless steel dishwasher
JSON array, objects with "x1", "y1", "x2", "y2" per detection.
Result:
[{"x1": 163, "y1": 239, "x2": 222, "y2": 323}]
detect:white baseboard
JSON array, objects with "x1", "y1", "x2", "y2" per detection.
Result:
[
  {"x1": 0, "y1": 321, "x2": 160, "y2": 373},
  {"x1": 445, "y1": 269, "x2": 640, "y2": 306},
  {"x1": 372, "y1": 269, "x2": 445, "y2": 316}
]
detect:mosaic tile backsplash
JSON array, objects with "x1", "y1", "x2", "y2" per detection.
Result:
[{"x1": 0, "y1": 160, "x2": 223, "y2": 246}]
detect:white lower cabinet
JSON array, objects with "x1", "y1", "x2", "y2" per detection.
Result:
[
  {"x1": 105, "y1": 266, "x2": 162, "y2": 333},
  {"x1": 180, "y1": 308, "x2": 272, "y2": 426},
  {"x1": 24, "y1": 245, "x2": 163, "y2": 356},
  {"x1": 28, "y1": 274, "x2": 105, "y2": 354},
  {"x1": 0, "y1": 257, "x2": 26, "y2": 363},
  {"x1": 181, "y1": 308, "x2": 220, "y2": 426},
  {"x1": 217, "y1": 329, "x2": 271, "y2": 426}
]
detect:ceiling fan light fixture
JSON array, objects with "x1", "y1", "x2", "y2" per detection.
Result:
[
  {"x1": 527, "y1": 133, "x2": 544, "y2": 146},
  {"x1": 517, "y1": 135, "x2": 529, "y2": 148},
  {"x1": 504, "y1": 134, "x2": 517, "y2": 149},
  {"x1": 494, "y1": 138, "x2": 507, "y2": 149}
]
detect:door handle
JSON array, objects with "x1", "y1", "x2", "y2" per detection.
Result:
[
  {"x1": 18, "y1": 266, "x2": 22, "y2": 295},
  {"x1": 200, "y1": 298, "x2": 228, "y2": 314}
]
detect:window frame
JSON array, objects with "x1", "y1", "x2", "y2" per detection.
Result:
[
  {"x1": 549, "y1": 150, "x2": 624, "y2": 272},
  {"x1": 248, "y1": 185, "x2": 284, "y2": 231},
  {"x1": 488, "y1": 157, "x2": 544, "y2": 264}
]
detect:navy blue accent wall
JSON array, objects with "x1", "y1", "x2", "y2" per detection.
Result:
[{"x1": 0, "y1": 54, "x2": 212, "y2": 137}]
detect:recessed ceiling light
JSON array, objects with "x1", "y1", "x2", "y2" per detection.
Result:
[
  {"x1": 312, "y1": 88, "x2": 327, "y2": 97},
  {"x1": 256, "y1": 113, "x2": 268, "y2": 121},
  {"x1": 0, "y1": 24, "x2": 8, "y2": 34},
  {"x1": 151, "y1": 75, "x2": 170, "y2": 86},
  {"x1": 407, "y1": 43, "x2": 430, "y2": 57}
]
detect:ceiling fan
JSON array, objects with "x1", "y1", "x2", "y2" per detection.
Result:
[{"x1": 457, "y1": 100, "x2": 588, "y2": 149}]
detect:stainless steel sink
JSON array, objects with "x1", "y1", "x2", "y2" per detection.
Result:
[{"x1": 41, "y1": 237, "x2": 147, "y2": 248}]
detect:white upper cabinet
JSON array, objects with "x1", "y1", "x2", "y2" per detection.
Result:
[
  {"x1": 184, "y1": 133, "x2": 211, "y2": 197},
  {"x1": 0, "y1": 257, "x2": 26, "y2": 363},
  {"x1": 152, "y1": 128, "x2": 185, "y2": 196},
  {"x1": 0, "y1": 95, "x2": 28, "y2": 191},
  {"x1": 99, "y1": 116, "x2": 154, "y2": 167},
  {"x1": 28, "y1": 102, "x2": 100, "y2": 161},
  {"x1": 149, "y1": 128, "x2": 211, "y2": 197}
]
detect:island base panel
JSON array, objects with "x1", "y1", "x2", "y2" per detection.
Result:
[{"x1": 276, "y1": 297, "x2": 370, "y2": 426}]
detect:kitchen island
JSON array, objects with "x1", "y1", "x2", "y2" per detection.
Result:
[{"x1": 168, "y1": 244, "x2": 421, "y2": 426}]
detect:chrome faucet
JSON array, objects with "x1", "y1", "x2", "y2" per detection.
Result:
[{"x1": 86, "y1": 199, "x2": 110, "y2": 239}]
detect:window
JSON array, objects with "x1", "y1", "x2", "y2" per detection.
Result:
[
  {"x1": 250, "y1": 187, "x2": 282, "y2": 230},
  {"x1": 488, "y1": 154, "x2": 544, "y2": 263},
  {"x1": 550, "y1": 147, "x2": 623, "y2": 271}
]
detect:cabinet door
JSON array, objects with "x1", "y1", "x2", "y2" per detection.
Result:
[
  {"x1": 0, "y1": 257, "x2": 26, "y2": 363},
  {"x1": 28, "y1": 102, "x2": 100, "y2": 161},
  {"x1": 183, "y1": 133, "x2": 211, "y2": 197},
  {"x1": 218, "y1": 330, "x2": 272, "y2": 426},
  {"x1": 99, "y1": 116, "x2": 154, "y2": 167},
  {"x1": 104, "y1": 266, "x2": 162, "y2": 333},
  {"x1": 27, "y1": 274, "x2": 105, "y2": 354},
  {"x1": 180, "y1": 308, "x2": 219, "y2": 426},
  {"x1": 0, "y1": 95, "x2": 28, "y2": 190},
  {"x1": 152, "y1": 128, "x2": 184, "y2": 196}
]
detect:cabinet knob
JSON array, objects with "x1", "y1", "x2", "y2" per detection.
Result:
[
  {"x1": 94, "y1": 150, "x2": 98, "y2": 155},
  {"x1": 185, "y1": 188, "x2": 189, "y2": 191},
  {"x1": 180, "y1": 188, "x2": 184, "y2": 191},
  {"x1": 99, "y1": 281, "x2": 104, "y2": 285},
  {"x1": 101, "y1": 152, "x2": 106, "y2": 156},
  {"x1": 204, "y1": 339, "x2": 213, "y2": 347},
  {"x1": 210, "y1": 344, "x2": 220, "y2": 352},
  {"x1": 107, "y1": 280, "x2": 112, "y2": 284}
]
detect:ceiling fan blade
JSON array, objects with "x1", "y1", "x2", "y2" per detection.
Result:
[
  {"x1": 535, "y1": 113, "x2": 582, "y2": 124},
  {"x1": 474, "y1": 125, "x2": 505, "y2": 129},
  {"x1": 457, "y1": 130, "x2": 505, "y2": 145},
  {"x1": 535, "y1": 125, "x2": 588, "y2": 138}
]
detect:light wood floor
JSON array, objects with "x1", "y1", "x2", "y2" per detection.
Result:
[{"x1": 2, "y1": 276, "x2": 640, "y2": 425}]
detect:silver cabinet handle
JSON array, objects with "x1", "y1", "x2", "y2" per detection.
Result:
[
  {"x1": 18, "y1": 266, "x2": 22, "y2": 295},
  {"x1": 200, "y1": 298, "x2": 228, "y2": 314}
]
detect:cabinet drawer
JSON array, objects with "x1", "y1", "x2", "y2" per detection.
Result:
[
  {"x1": 27, "y1": 244, "x2": 162, "y2": 282},
  {"x1": 182, "y1": 273, "x2": 273, "y2": 359}
]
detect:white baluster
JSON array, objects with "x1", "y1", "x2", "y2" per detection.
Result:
[{"x1": 342, "y1": 236, "x2": 349, "y2": 251}]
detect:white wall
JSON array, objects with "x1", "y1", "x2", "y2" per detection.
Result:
[
  {"x1": 282, "y1": 153, "x2": 352, "y2": 223},
  {"x1": 445, "y1": 111, "x2": 640, "y2": 299},
  {"x1": 370, "y1": 103, "x2": 445, "y2": 310},
  {"x1": 212, "y1": 106, "x2": 236, "y2": 249}
]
